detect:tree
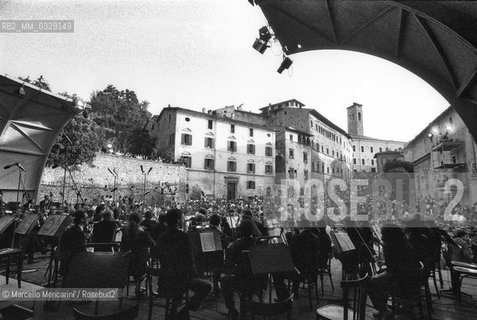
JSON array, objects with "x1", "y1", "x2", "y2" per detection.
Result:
[
  {"x1": 89, "y1": 85, "x2": 152, "y2": 155},
  {"x1": 46, "y1": 115, "x2": 103, "y2": 168},
  {"x1": 129, "y1": 129, "x2": 156, "y2": 158}
]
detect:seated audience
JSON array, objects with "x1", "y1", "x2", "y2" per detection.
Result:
[{"x1": 156, "y1": 209, "x2": 212, "y2": 313}]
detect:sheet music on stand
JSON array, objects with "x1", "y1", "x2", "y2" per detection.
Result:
[
  {"x1": 249, "y1": 243, "x2": 295, "y2": 275},
  {"x1": 331, "y1": 231, "x2": 356, "y2": 253},
  {"x1": 37, "y1": 215, "x2": 71, "y2": 238},
  {"x1": 15, "y1": 214, "x2": 39, "y2": 235},
  {"x1": 199, "y1": 231, "x2": 222, "y2": 252},
  {"x1": 0, "y1": 215, "x2": 15, "y2": 234}
]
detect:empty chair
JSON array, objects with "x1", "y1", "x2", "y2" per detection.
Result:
[
  {"x1": 73, "y1": 304, "x2": 139, "y2": 320},
  {"x1": 316, "y1": 273, "x2": 369, "y2": 320},
  {"x1": 242, "y1": 294, "x2": 294, "y2": 320}
]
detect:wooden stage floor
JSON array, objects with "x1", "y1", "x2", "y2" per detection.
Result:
[{"x1": 0, "y1": 254, "x2": 476, "y2": 319}]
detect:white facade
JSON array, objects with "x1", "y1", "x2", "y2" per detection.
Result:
[{"x1": 152, "y1": 107, "x2": 276, "y2": 200}]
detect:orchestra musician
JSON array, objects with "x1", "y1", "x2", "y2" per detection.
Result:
[
  {"x1": 156, "y1": 209, "x2": 212, "y2": 314},
  {"x1": 91, "y1": 210, "x2": 117, "y2": 251},
  {"x1": 60, "y1": 211, "x2": 88, "y2": 276},
  {"x1": 39, "y1": 193, "x2": 53, "y2": 213},
  {"x1": 367, "y1": 224, "x2": 420, "y2": 320},
  {"x1": 220, "y1": 220, "x2": 267, "y2": 320}
]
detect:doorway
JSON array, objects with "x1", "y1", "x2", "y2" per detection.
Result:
[{"x1": 227, "y1": 182, "x2": 236, "y2": 201}]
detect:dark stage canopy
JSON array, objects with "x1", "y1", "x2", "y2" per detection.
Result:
[
  {"x1": 256, "y1": 0, "x2": 477, "y2": 141},
  {"x1": 0, "y1": 74, "x2": 77, "y2": 203}
]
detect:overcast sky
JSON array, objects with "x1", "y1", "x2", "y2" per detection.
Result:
[{"x1": 0, "y1": 0, "x2": 449, "y2": 142}]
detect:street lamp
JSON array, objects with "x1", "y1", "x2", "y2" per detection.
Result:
[
  {"x1": 108, "y1": 168, "x2": 118, "y2": 203},
  {"x1": 140, "y1": 165, "x2": 153, "y2": 208}
]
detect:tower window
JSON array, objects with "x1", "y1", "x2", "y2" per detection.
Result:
[{"x1": 358, "y1": 112, "x2": 361, "y2": 121}]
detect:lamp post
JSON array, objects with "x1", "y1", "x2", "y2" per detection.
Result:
[
  {"x1": 108, "y1": 168, "x2": 118, "y2": 203},
  {"x1": 140, "y1": 165, "x2": 153, "y2": 209}
]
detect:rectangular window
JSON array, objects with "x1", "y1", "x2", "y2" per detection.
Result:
[
  {"x1": 371, "y1": 159, "x2": 375, "y2": 165},
  {"x1": 208, "y1": 120, "x2": 213, "y2": 129},
  {"x1": 249, "y1": 128, "x2": 254, "y2": 137},
  {"x1": 289, "y1": 149, "x2": 294, "y2": 159},
  {"x1": 265, "y1": 146, "x2": 273, "y2": 157},
  {"x1": 230, "y1": 124, "x2": 235, "y2": 133},
  {"x1": 180, "y1": 156, "x2": 191, "y2": 168},
  {"x1": 247, "y1": 181, "x2": 256, "y2": 189},
  {"x1": 181, "y1": 134, "x2": 192, "y2": 146},
  {"x1": 353, "y1": 145, "x2": 356, "y2": 152},
  {"x1": 169, "y1": 133, "x2": 175, "y2": 147},
  {"x1": 247, "y1": 144, "x2": 255, "y2": 154},
  {"x1": 370, "y1": 146, "x2": 374, "y2": 153},
  {"x1": 303, "y1": 152, "x2": 308, "y2": 164},
  {"x1": 326, "y1": 148, "x2": 329, "y2": 155},
  {"x1": 311, "y1": 161, "x2": 315, "y2": 171},
  {"x1": 265, "y1": 165, "x2": 273, "y2": 174},
  {"x1": 289, "y1": 134, "x2": 293, "y2": 141},
  {"x1": 379, "y1": 147, "x2": 383, "y2": 152},
  {"x1": 361, "y1": 159, "x2": 365, "y2": 165},
  {"x1": 204, "y1": 158, "x2": 214, "y2": 170},
  {"x1": 361, "y1": 146, "x2": 364, "y2": 152},
  {"x1": 353, "y1": 158, "x2": 356, "y2": 164},
  {"x1": 288, "y1": 168, "x2": 295, "y2": 179},
  {"x1": 204, "y1": 137, "x2": 214, "y2": 148},
  {"x1": 228, "y1": 141, "x2": 237, "y2": 152},
  {"x1": 304, "y1": 170, "x2": 309, "y2": 181},
  {"x1": 321, "y1": 146, "x2": 324, "y2": 152},
  {"x1": 227, "y1": 161, "x2": 236, "y2": 172},
  {"x1": 247, "y1": 163, "x2": 255, "y2": 173},
  {"x1": 371, "y1": 168, "x2": 376, "y2": 173}
]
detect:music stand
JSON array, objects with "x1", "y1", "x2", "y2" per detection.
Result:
[
  {"x1": 37, "y1": 215, "x2": 71, "y2": 287},
  {"x1": 248, "y1": 243, "x2": 295, "y2": 302}
]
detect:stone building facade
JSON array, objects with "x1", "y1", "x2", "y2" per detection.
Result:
[
  {"x1": 404, "y1": 106, "x2": 477, "y2": 206},
  {"x1": 150, "y1": 107, "x2": 276, "y2": 200},
  {"x1": 347, "y1": 103, "x2": 407, "y2": 173}
]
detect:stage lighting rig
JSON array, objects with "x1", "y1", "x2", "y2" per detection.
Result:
[
  {"x1": 277, "y1": 56, "x2": 293, "y2": 74},
  {"x1": 253, "y1": 26, "x2": 272, "y2": 54}
]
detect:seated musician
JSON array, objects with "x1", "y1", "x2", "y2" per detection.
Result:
[
  {"x1": 156, "y1": 209, "x2": 212, "y2": 312},
  {"x1": 205, "y1": 214, "x2": 230, "y2": 294},
  {"x1": 39, "y1": 194, "x2": 53, "y2": 213},
  {"x1": 120, "y1": 213, "x2": 156, "y2": 296},
  {"x1": 92, "y1": 210, "x2": 118, "y2": 251},
  {"x1": 368, "y1": 224, "x2": 420, "y2": 320},
  {"x1": 220, "y1": 220, "x2": 267, "y2": 320},
  {"x1": 60, "y1": 211, "x2": 88, "y2": 276},
  {"x1": 241, "y1": 210, "x2": 262, "y2": 237},
  {"x1": 445, "y1": 229, "x2": 475, "y2": 293},
  {"x1": 140, "y1": 210, "x2": 159, "y2": 240},
  {"x1": 273, "y1": 227, "x2": 320, "y2": 300}
]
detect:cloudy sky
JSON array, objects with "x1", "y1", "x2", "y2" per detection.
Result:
[{"x1": 0, "y1": 0, "x2": 449, "y2": 141}]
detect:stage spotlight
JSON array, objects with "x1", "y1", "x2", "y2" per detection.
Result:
[
  {"x1": 277, "y1": 57, "x2": 293, "y2": 74},
  {"x1": 253, "y1": 26, "x2": 272, "y2": 54}
]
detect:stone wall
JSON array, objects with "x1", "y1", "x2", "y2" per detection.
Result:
[{"x1": 39, "y1": 153, "x2": 187, "y2": 205}]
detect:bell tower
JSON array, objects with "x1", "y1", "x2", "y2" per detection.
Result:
[{"x1": 347, "y1": 102, "x2": 363, "y2": 136}]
